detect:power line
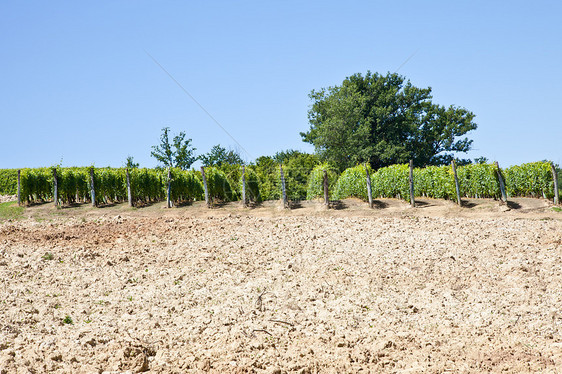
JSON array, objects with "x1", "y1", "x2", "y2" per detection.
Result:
[{"x1": 144, "y1": 50, "x2": 252, "y2": 160}]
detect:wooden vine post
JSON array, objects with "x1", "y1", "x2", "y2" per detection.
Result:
[
  {"x1": 241, "y1": 165, "x2": 247, "y2": 208},
  {"x1": 200, "y1": 167, "x2": 210, "y2": 208},
  {"x1": 166, "y1": 168, "x2": 172, "y2": 208},
  {"x1": 451, "y1": 160, "x2": 462, "y2": 206},
  {"x1": 53, "y1": 168, "x2": 58, "y2": 207},
  {"x1": 551, "y1": 163, "x2": 559, "y2": 205},
  {"x1": 364, "y1": 163, "x2": 373, "y2": 209},
  {"x1": 17, "y1": 170, "x2": 21, "y2": 206},
  {"x1": 280, "y1": 165, "x2": 288, "y2": 209},
  {"x1": 495, "y1": 161, "x2": 508, "y2": 203},
  {"x1": 323, "y1": 170, "x2": 329, "y2": 206},
  {"x1": 90, "y1": 167, "x2": 96, "y2": 207},
  {"x1": 409, "y1": 160, "x2": 415, "y2": 207},
  {"x1": 126, "y1": 168, "x2": 132, "y2": 207}
]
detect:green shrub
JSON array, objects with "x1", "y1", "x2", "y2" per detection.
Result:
[
  {"x1": 57, "y1": 167, "x2": 90, "y2": 204},
  {"x1": 283, "y1": 153, "x2": 319, "y2": 200},
  {"x1": 456, "y1": 163, "x2": 500, "y2": 198},
  {"x1": 240, "y1": 166, "x2": 261, "y2": 202},
  {"x1": 505, "y1": 161, "x2": 554, "y2": 198},
  {"x1": 333, "y1": 165, "x2": 373, "y2": 201},
  {"x1": 204, "y1": 167, "x2": 236, "y2": 202},
  {"x1": 306, "y1": 163, "x2": 339, "y2": 200},
  {"x1": 0, "y1": 169, "x2": 18, "y2": 195},
  {"x1": 371, "y1": 164, "x2": 410, "y2": 200},
  {"x1": 253, "y1": 157, "x2": 281, "y2": 201},
  {"x1": 168, "y1": 168, "x2": 204, "y2": 202},
  {"x1": 217, "y1": 164, "x2": 242, "y2": 199},
  {"x1": 415, "y1": 165, "x2": 456, "y2": 200},
  {"x1": 20, "y1": 167, "x2": 53, "y2": 203},
  {"x1": 129, "y1": 168, "x2": 164, "y2": 203}
]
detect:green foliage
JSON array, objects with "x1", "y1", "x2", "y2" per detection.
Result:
[
  {"x1": 62, "y1": 315, "x2": 73, "y2": 325},
  {"x1": 371, "y1": 164, "x2": 411, "y2": 200},
  {"x1": 57, "y1": 167, "x2": 89, "y2": 204},
  {"x1": 125, "y1": 156, "x2": 139, "y2": 169},
  {"x1": 253, "y1": 151, "x2": 320, "y2": 201},
  {"x1": 504, "y1": 162, "x2": 554, "y2": 198},
  {"x1": 0, "y1": 169, "x2": 18, "y2": 195},
  {"x1": 216, "y1": 163, "x2": 242, "y2": 199},
  {"x1": 253, "y1": 156, "x2": 281, "y2": 201},
  {"x1": 306, "y1": 163, "x2": 339, "y2": 200},
  {"x1": 204, "y1": 167, "x2": 236, "y2": 202},
  {"x1": 333, "y1": 165, "x2": 372, "y2": 201},
  {"x1": 42, "y1": 252, "x2": 54, "y2": 261},
  {"x1": 20, "y1": 167, "x2": 53, "y2": 203},
  {"x1": 457, "y1": 163, "x2": 500, "y2": 198},
  {"x1": 283, "y1": 152, "x2": 320, "y2": 200},
  {"x1": 151, "y1": 127, "x2": 197, "y2": 170},
  {"x1": 415, "y1": 166, "x2": 456, "y2": 200},
  {"x1": 168, "y1": 168, "x2": 204, "y2": 202},
  {"x1": 129, "y1": 168, "x2": 165, "y2": 203},
  {"x1": 200, "y1": 145, "x2": 244, "y2": 167},
  {"x1": 240, "y1": 167, "x2": 261, "y2": 202},
  {"x1": 11, "y1": 161, "x2": 558, "y2": 206},
  {"x1": 93, "y1": 168, "x2": 127, "y2": 203},
  {"x1": 0, "y1": 201, "x2": 24, "y2": 221},
  {"x1": 302, "y1": 71, "x2": 477, "y2": 170}
]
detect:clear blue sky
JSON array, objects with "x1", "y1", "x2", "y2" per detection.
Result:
[{"x1": 1, "y1": 1, "x2": 560, "y2": 168}]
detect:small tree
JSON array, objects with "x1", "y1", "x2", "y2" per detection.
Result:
[
  {"x1": 200, "y1": 144, "x2": 243, "y2": 167},
  {"x1": 151, "y1": 127, "x2": 197, "y2": 170},
  {"x1": 125, "y1": 156, "x2": 139, "y2": 169}
]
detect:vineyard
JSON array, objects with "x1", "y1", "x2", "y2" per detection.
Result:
[{"x1": 0, "y1": 161, "x2": 559, "y2": 207}]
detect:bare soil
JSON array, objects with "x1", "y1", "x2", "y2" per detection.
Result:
[{"x1": 1, "y1": 198, "x2": 562, "y2": 373}]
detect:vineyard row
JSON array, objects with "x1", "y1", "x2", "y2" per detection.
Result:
[{"x1": 0, "y1": 161, "x2": 559, "y2": 207}]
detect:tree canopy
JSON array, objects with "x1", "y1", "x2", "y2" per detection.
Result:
[
  {"x1": 151, "y1": 127, "x2": 197, "y2": 170},
  {"x1": 200, "y1": 144, "x2": 244, "y2": 167},
  {"x1": 301, "y1": 71, "x2": 478, "y2": 170}
]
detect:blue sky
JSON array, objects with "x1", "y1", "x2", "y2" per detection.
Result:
[{"x1": 1, "y1": 1, "x2": 560, "y2": 168}]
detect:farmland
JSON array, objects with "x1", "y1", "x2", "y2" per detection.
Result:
[{"x1": 1, "y1": 198, "x2": 562, "y2": 373}]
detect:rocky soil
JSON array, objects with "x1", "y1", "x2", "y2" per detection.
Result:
[{"x1": 1, "y1": 199, "x2": 562, "y2": 373}]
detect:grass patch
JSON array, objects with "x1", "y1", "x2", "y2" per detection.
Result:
[
  {"x1": 0, "y1": 201, "x2": 24, "y2": 221},
  {"x1": 42, "y1": 252, "x2": 54, "y2": 261},
  {"x1": 552, "y1": 206, "x2": 562, "y2": 212}
]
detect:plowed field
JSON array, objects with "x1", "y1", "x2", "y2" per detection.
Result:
[{"x1": 1, "y1": 198, "x2": 562, "y2": 373}]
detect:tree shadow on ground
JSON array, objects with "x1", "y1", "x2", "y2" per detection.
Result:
[
  {"x1": 507, "y1": 201, "x2": 522, "y2": 210},
  {"x1": 372, "y1": 200, "x2": 388, "y2": 209},
  {"x1": 288, "y1": 200, "x2": 303, "y2": 209},
  {"x1": 330, "y1": 200, "x2": 346, "y2": 210},
  {"x1": 461, "y1": 201, "x2": 477, "y2": 208},
  {"x1": 132, "y1": 200, "x2": 161, "y2": 208}
]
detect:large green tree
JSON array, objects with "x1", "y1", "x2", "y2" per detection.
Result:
[
  {"x1": 151, "y1": 127, "x2": 197, "y2": 170},
  {"x1": 301, "y1": 71, "x2": 477, "y2": 170}
]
